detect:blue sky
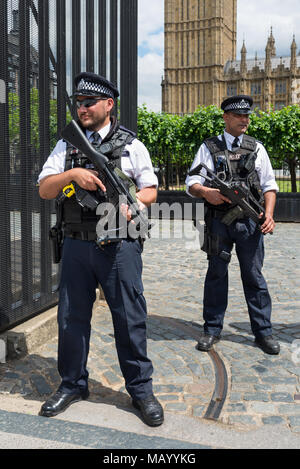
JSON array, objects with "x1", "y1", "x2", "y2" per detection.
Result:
[{"x1": 138, "y1": 0, "x2": 300, "y2": 112}]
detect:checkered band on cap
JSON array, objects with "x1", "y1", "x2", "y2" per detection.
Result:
[
  {"x1": 77, "y1": 78, "x2": 115, "y2": 98},
  {"x1": 224, "y1": 99, "x2": 250, "y2": 112}
]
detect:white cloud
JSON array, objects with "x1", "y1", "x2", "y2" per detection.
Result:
[
  {"x1": 138, "y1": 52, "x2": 164, "y2": 112},
  {"x1": 140, "y1": 31, "x2": 164, "y2": 56},
  {"x1": 138, "y1": 0, "x2": 164, "y2": 111},
  {"x1": 138, "y1": 0, "x2": 164, "y2": 48}
]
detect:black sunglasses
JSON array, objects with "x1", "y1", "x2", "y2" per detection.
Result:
[{"x1": 76, "y1": 97, "x2": 108, "y2": 109}]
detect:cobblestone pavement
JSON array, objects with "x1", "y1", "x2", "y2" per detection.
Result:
[{"x1": 0, "y1": 221, "x2": 300, "y2": 437}]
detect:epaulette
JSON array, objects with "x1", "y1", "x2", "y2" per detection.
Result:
[
  {"x1": 241, "y1": 135, "x2": 257, "y2": 151},
  {"x1": 204, "y1": 136, "x2": 226, "y2": 154},
  {"x1": 118, "y1": 125, "x2": 136, "y2": 138}
]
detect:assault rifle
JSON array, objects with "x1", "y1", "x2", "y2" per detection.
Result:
[
  {"x1": 61, "y1": 120, "x2": 151, "y2": 243},
  {"x1": 189, "y1": 162, "x2": 267, "y2": 228}
]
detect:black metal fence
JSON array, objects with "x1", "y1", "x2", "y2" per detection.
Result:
[{"x1": 0, "y1": 0, "x2": 138, "y2": 332}]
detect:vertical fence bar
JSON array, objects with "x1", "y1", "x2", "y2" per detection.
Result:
[
  {"x1": 72, "y1": 0, "x2": 81, "y2": 82},
  {"x1": 110, "y1": 0, "x2": 118, "y2": 85},
  {"x1": 86, "y1": 0, "x2": 95, "y2": 72},
  {"x1": 120, "y1": 0, "x2": 138, "y2": 132},
  {"x1": 165, "y1": 151, "x2": 170, "y2": 190},
  {"x1": 56, "y1": 0, "x2": 67, "y2": 134},
  {"x1": 0, "y1": 0, "x2": 12, "y2": 329},
  {"x1": 98, "y1": 0, "x2": 106, "y2": 76},
  {"x1": 110, "y1": 0, "x2": 118, "y2": 118},
  {"x1": 19, "y1": 0, "x2": 33, "y2": 308},
  {"x1": 38, "y1": 0, "x2": 52, "y2": 301}
]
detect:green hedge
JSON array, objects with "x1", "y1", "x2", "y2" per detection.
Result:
[{"x1": 137, "y1": 104, "x2": 300, "y2": 192}]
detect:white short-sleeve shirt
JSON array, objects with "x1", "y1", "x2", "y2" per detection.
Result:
[
  {"x1": 38, "y1": 122, "x2": 158, "y2": 190},
  {"x1": 185, "y1": 131, "x2": 279, "y2": 196}
]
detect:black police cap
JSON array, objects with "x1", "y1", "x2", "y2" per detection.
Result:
[
  {"x1": 221, "y1": 95, "x2": 253, "y2": 114},
  {"x1": 73, "y1": 72, "x2": 119, "y2": 99}
]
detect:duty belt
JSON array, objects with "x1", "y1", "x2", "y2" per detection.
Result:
[
  {"x1": 64, "y1": 231, "x2": 97, "y2": 241},
  {"x1": 64, "y1": 231, "x2": 131, "y2": 245}
]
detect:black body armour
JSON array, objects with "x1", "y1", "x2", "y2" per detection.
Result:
[
  {"x1": 204, "y1": 134, "x2": 264, "y2": 213},
  {"x1": 61, "y1": 118, "x2": 136, "y2": 239}
]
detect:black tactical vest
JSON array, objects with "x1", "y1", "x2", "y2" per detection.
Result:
[
  {"x1": 203, "y1": 134, "x2": 264, "y2": 212},
  {"x1": 61, "y1": 117, "x2": 136, "y2": 237}
]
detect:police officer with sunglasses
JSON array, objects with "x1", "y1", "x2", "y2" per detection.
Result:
[{"x1": 37, "y1": 72, "x2": 164, "y2": 427}]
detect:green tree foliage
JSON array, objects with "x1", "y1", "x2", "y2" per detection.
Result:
[
  {"x1": 9, "y1": 88, "x2": 72, "y2": 151},
  {"x1": 137, "y1": 105, "x2": 225, "y2": 187},
  {"x1": 248, "y1": 105, "x2": 300, "y2": 192},
  {"x1": 137, "y1": 104, "x2": 300, "y2": 192},
  {"x1": 137, "y1": 104, "x2": 223, "y2": 157},
  {"x1": 8, "y1": 89, "x2": 72, "y2": 180}
]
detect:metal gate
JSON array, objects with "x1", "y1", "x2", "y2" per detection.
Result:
[{"x1": 0, "y1": 0, "x2": 138, "y2": 332}]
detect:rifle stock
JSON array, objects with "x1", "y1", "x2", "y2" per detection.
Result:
[{"x1": 61, "y1": 120, "x2": 109, "y2": 170}]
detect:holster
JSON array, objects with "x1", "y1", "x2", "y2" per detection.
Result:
[
  {"x1": 201, "y1": 208, "x2": 231, "y2": 262},
  {"x1": 49, "y1": 200, "x2": 64, "y2": 264},
  {"x1": 49, "y1": 225, "x2": 63, "y2": 264}
]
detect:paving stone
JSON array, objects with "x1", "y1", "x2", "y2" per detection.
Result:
[
  {"x1": 0, "y1": 379, "x2": 19, "y2": 394},
  {"x1": 183, "y1": 393, "x2": 206, "y2": 402},
  {"x1": 262, "y1": 416, "x2": 286, "y2": 425},
  {"x1": 244, "y1": 392, "x2": 269, "y2": 402},
  {"x1": 232, "y1": 375, "x2": 259, "y2": 384},
  {"x1": 157, "y1": 394, "x2": 179, "y2": 401},
  {"x1": 4, "y1": 371, "x2": 20, "y2": 379},
  {"x1": 165, "y1": 375, "x2": 193, "y2": 384},
  {"x1": 261, "y1": 376, "x2": 298, "y2": 385},
  {"x1": 252, "y1": 365, "x2": 268, "y2": 374},
  {"x1": 270, "y1": 392, "x2": 294, "y2": 402},
  {"x1": 226, "y1": 403, "x2": 247, "y2": 412},
  {"x1": 249, "y1": 402, "x2": 278, "y2": 414},
  {"x1": 8, "y1": 375, "x2": 31, "y2": 393},
  {"x1": 288, "y1": 416, "x2": 300, "y2": 428},
  {"x1": 228, "y1": 392, "x2": 242, "y2": 402},
  {"x1": 102, "y1": 371, "x2": 122, "y2": 386},
  {"x1": 30, "y1": 374, "x2": 52, "y2": 395},
  {"x1": 254, "y1": 384, "x2": 273, "y2": 392},
  {"x1": 192, "y1": 405, "x2": 206, "y2": 417},
  {"x1": 165, "y1": 402, "x2": 188, "y2": 412},
  {"x1": 228, "y1": 415, "x2": 256, "y2": 426},
  {"x1": 278, "y1": 404, "x2": 300, "y2": 415}
]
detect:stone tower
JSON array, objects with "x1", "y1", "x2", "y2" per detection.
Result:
[{"x1": 162, "y1": 0, "x2": 237, "y2": 113}]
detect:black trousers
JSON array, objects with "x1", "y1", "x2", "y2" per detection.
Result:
[
  {"x1": 57, "y1": 237, "x2": 153, "y2": 400},
  {"x1": 203, "y1": 217, "x2": 273, "y2": 339}
]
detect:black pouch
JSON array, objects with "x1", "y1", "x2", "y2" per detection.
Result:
[{"x1": 221, "y1": 205, "x2": 244, "y2": 226}]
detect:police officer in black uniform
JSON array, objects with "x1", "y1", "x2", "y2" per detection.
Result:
[
  {"x1": 186, "y1": 95, "x2": 280, "y2": 355},
  {"x1": 38, "y1": 72, "x2": 164, "y2": 426}
]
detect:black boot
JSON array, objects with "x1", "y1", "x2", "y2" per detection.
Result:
[
  {"x1": 39, "y1": 389, "x2": 89, "y2": 417},
  {"x1": 196, "y1": 333, "x2": 220, "y2": 352},
  {"x1": 132, "y1": 394, "x2": 164, "y2": 426},
  {"x1": 255, "y1": 335, "x2": 280, "y2": 355}
]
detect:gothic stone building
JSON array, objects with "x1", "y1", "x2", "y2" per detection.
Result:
[{"x1": 162, "y1": 0, "x2": 300, "y2": 114}]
